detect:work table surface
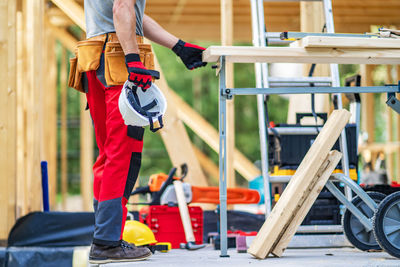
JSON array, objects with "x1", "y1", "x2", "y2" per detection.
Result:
[{"x1": 202, "y1": 46, "x2": 400, "y2": 65}]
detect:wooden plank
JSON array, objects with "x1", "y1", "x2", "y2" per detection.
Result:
[
  {"x1": 271, "y1": 150, "x2": 343, "y2": 257},
  {"x1": 247, "y1": 109, "x2": 351, "y2": 259},
  {"x1": 60, "y1": 47, "x2": 68, "y2": 209},
  {"x1": 169, "y1": 89, "x2": 260, "y2": 180},
  {"x1": 0, "y1": 0, "x2": 17, "y2": 241},
  {"x1": 298, "y1": 36, "x2": 400, "y2": 49},
  {"x1": 221, "y1": 0, "x2": 235, "y2": 189},
  {"x1": 80, "y1": 95, "x2": 93, "y2": 211},
  {"x1": 287, "y1": 1, "x2": 329, "y2": 124},
  {"x1": 47, "y1": 20, "x2": 77, "y2": 52},
  {"x1": 203, "y1": 46, "x2": 400, "y2": 64},
  {"x1": 50, "y1": 0, "x2": 85, "y2": 31}
]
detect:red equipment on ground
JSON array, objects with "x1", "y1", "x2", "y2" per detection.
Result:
[{"x1": 139, "y1": 205, "x2": 203, "y2": 249}]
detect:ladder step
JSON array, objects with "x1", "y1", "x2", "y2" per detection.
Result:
[
  {"x1": 268, "y1": 77, "x2": 332, "y2": 83},
  {"x1": 297, "y1": 225, "x2": 343, "y2": 234},
  {"x1": 269, "y1": 176, "x2": 291, "y2": 183},
  {"x1": 268, "y1": 77, "x2": 332, "y2": 87}
]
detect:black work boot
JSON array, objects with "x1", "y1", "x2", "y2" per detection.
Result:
[{"x1": 89, "y1": 240, "x2": 152, "y2": 264}]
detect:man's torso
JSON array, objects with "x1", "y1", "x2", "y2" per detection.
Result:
[{"x1": 84, "y1": 0, "x2": 146, "y2": 39}]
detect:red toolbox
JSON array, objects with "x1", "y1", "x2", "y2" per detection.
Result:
[{"x1": 139, "y1": 205, "x2": 203, "y2": 249}]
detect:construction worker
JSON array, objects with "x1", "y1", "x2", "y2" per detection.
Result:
[{"x1": 68, "y1": 0, "x2": 206, "y2": 264}]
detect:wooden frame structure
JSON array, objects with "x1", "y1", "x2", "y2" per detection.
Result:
[{"x1": 2, "y1": 0, "x2": 400, "y2": 243}]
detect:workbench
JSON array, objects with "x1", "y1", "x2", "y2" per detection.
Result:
[{"x1": 202, "y1": 45, "x2": 400, "y2": 257}]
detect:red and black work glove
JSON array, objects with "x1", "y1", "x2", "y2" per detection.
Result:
[
  {"x1": 125, "y1": 53, "x2": 152, "y2": 90},
  {"x1": 172, "y1": 39, "x2": 207, "y2": 70}
]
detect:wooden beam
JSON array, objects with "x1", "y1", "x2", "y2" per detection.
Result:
[
  {"x1": 386, "y1": 65, "x2": 394, "y2": 182},
  {"x1": 248, "y1": 109, "x2": 351, "y2": 259},
  {"x1": 297, "y1": 36, "x2": 400, "y2": 49},
  {"x1": 47, "y1": 7, "x2": 74, "y2": 27},
  {"x1": 359, "y1": 142, "x2": 400, "y2": 154},
  {"x1": 43, "y1": 21, "x2": 58, "y2": 210},
  {"x1": 271, "y1": 150, "x2": 342, "y2": 257},
  {"x1": 60, "y1": 47, "x2": 68, "y2": 209},
  {"x1": 0, "y1": 0, "x2": 17, "y2": 241},
  {"x1": 221, "y1": 0, "x2": 236, "y2": 188},
  {"x1": 80, "y1": 95, "x2": 93, "y2": 211},
  {"x1": 169, "y1": 89, "x2": 260, "y2": 181},
  {"x1": 50, "y1": 0, "x2": 85, "y2": 31},
  {"x1": 360, "y1": 65, "x2": 376, "y2": 143},
  {"x1": 16, "y1": 5, "x2": 27, "y2": 218},
  {"x1": 203, "y1": 46, "x2": 400, "y2": 64},
  {"x1": 287, "y1": 1, "x2": 329, "y2": 124},
  {"x1": 47, "y1": 20, "x2": 78, "y2": 52},
  {"x1": 25, "y1": 0, "x2": 44, "y2": 212}
]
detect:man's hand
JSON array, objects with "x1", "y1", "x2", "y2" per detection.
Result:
[
  {"x1": 125, "y1": 54, "x2": 152, "y2": 90},
  {"x1": 172, "y1": 40, "x2": 207, "y2": 70}
]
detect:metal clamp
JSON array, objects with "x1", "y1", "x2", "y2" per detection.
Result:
[{"x1": 386, "y1": 82, "x2": 400, "y2": 114}]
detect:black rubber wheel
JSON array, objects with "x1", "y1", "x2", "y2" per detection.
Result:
[
  {"x1": 342, "y1": 191, "x2": 386, "y2": 251},
  {"x1": 373, "y1": 191, "x2": 400, "y2": 258}
]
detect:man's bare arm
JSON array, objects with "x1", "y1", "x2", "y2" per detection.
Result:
[
  {"x1": 143, "y1": 14, "x2": 178, "y2": 49},
  {"x1": 113, "y1": 0, "x2": 139, "y2": 54}
]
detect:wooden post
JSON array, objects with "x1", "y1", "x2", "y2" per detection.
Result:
[
  {"x1": 221, "y1": 0, "x2": 236, "y2": 188},
  {"x1": 288, "y1": 1, "x2": 329, "y2": 124},
  {"x1": 43, "y1": 20, "x2": 58, "y2": 210},
  {"x1": 360, "y1": 65, "x2": 375, "y2": 143},
  {"x1": 60, "y1": 47, "x2": 68, "y2": 209},
  {"x1": 16, "y1": 2, "x2": 27, "y2": 218},
  {"x1": 360, "y1": 65, "x2": 376, "y2": 168},
  {"x1": 0, "y1": 0, "x2": 17, "y2": 242},
  {"x1": 386, "y1": 65, "x2": 394, "y2": 181},
  {"x1": 80, "y1": 95, "x2": 94, "y2": 211},
  {"x1": 25, "y1": 0, "x2": 44, "y2": 212}
]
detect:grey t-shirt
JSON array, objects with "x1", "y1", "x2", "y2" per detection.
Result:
[{"x1": 84, "y1": 0, "x2": 146, "y2": 39}]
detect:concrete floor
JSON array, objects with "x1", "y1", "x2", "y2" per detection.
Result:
[{"x1": 91, "y1": 245, "x2": 400, "y2": 267}]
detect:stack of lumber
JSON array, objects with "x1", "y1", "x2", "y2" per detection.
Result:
[{"x1": 247, "y1": 109, "x2": 351, "y2": 259}]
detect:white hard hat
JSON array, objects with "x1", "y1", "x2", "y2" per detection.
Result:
[{"x1": 118, "y1": 81, "x2": 167, "y2": 132}]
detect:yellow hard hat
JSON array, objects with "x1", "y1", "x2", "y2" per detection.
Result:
[{"x1": 123, "y1": 220, "x2": 157, "y2": 246}]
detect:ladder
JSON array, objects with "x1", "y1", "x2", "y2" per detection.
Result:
[{"x1": 250, "y1": 0, "x2": 353, "y2": 220}]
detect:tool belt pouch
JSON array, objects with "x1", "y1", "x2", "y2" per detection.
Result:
[
  {"x1": 68, "y1": 39, "x2": 104, "y2": 92},
  {"x1": 104, "y1": 42, "x2": 156, "y2": 86}
]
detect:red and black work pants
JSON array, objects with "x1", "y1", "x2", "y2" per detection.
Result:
[{"x1": 84, "y1": 56, "x2": 144, "y2": 247}]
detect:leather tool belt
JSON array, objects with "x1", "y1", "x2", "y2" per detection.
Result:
[{"x1": 68, "y1": 33, "x2": 156, "y2": 93}]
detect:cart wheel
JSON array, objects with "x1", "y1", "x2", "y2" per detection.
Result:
[
  {"x1": 342, "y1": 191, "x2": 386, "y2": 251},
  {"x1": 373, "y1": 191, "x2": 400, "y2": 258}
]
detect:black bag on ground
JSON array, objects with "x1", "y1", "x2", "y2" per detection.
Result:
[{"x1": 7, "y1": 212, "x2": 95, "y2": 247}]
